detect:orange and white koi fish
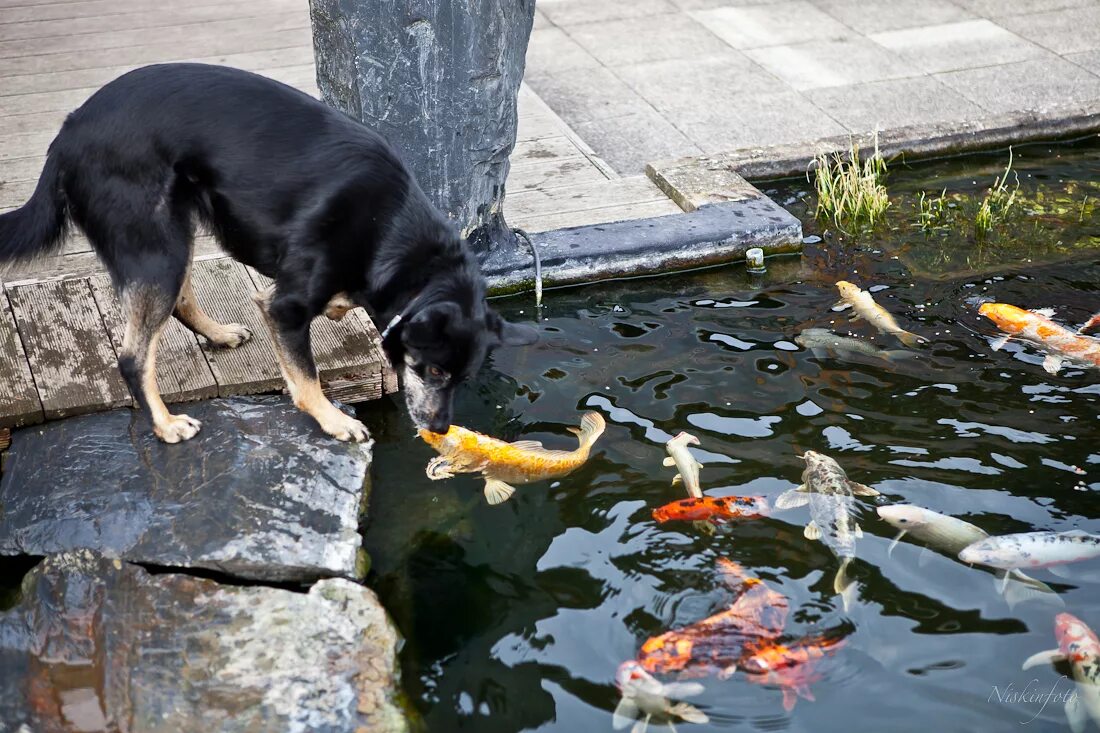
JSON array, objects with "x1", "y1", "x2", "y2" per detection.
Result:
[
  {"x1": 652, "y1": 496, "x2": 770, "y2": 524},
  {"x1": 1080, "y1": 312, "x2": 1100, "y2": 336},
  {"x1": 979, "y1": 302, "x2": 1100, "y2": 375},
  {"x1": 739, "y1": 634, "x2": 847, "y2": 711},
  {"x1": 636, "y1": 561, "x2": 789, "y2": 678},
  {"x1": 419, "y1": 412, "x2": 605, "y2": 505},
  {"x1": 1022, "y1": 613, "x2": 1100, "y2": 732},
  {"x1": 835, "y1": 281, "x2": 927, "y2": 347}
]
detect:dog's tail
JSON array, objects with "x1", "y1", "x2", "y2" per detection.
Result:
[{"x1": 0, "y1": 151, "x2": 68, "y2": 266}]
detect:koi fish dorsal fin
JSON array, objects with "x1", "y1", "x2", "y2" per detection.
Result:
[{"x1": 567, "y1": 412, "x2": 606, "y2": 450}]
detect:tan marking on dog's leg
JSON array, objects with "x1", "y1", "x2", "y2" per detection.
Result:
[
  {"x1": 175, "y1": 272, "x2": 252, "y2": 347},
  {"x1": 252, "y1": 286, "x2": 370, "y2": 442},
  {"x1": 121, "y1": 292, "x2": 201, "y2": 443},
  {"x1": 323, "y1": 291, "x2": 356, "y2": 321}
]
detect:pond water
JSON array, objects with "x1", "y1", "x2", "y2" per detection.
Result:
[{"x1": 359, "y1": 137, "x2": 1100, "y2": 732}]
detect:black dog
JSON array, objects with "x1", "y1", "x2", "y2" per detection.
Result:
[{"x1": 0, "y1": 63, "x2": 536, "y2": 443}]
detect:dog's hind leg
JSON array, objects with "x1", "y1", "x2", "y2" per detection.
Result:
[
  {"x1": 118, "y1": 281, "x2": 202, "y2": 443},
  {"x1": 252, "y1": 284, "x2": 370, "y2": 442},
  {"x1": 174, "y1": 270, "x2": 253, "y2": 348}
]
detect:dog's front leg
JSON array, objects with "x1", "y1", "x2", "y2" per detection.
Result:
[{"x1": 252, "y1": 285, "x2": 370, "y2": 442}]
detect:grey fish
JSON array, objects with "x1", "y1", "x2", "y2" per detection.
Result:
[
  {"x1": 775, "y1": 450, "x2": 880, "y2": 611},
  {"x1": 876, "y1": 504, "x2": 1062, "y2": 609},
  {"x1": 796, "y1": 328, "x2": 918, "y2": 363}
]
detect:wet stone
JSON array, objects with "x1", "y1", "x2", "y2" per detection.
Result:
[
  {"x1": 0, "y1": 396, "x2": 372, "y2": 582},
  {"x1": 0, "y1": 551, "x2": 408, "y2": 733}
]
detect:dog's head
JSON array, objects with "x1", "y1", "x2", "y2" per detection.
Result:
[{"x1": 393, "y1": 301, "x2": 536, "y2": 433}]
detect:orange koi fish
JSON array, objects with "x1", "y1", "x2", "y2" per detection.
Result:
[
  {"x1": 652, "y1": 496, "x2": 770, "y2": 524},
  {"x1": 637, "y1": 561, "x2": 789, "y2": 678},
  {"x1": 740, "y1": 634, "x2": 847, "y2": 711},
  {"x1": 419, "y1": 412, "x2": 605, "y2": 505},
  {"x1": 979, "y1": 302, "x2": 1100, "y2": 374}
]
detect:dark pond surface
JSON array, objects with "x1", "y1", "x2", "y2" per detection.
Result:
[{"x1": 359, "y1": 137, "x2": 1100, "y2": 732}]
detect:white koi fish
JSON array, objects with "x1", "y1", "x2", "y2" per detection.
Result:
[
  {"x1": 613, "y1": 661, "x2": 709, "y2": 732},
  {"x1": 1022, "y1": 613, "x2": 1100, "y2": 733},
  {"x1": 834, "y1": 281, "x2": 928, "y2": 348},
  {"x1": 876, "y1": 504, "x2": 1061, "y2": 609},
  {"x1": 959, "y1": 530, "x2": 1100, "y2": 577},
  {"x1": 664, "y1": 432, "x2": 703, "y2": 498}
]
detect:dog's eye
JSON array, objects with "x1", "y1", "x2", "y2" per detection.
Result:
[{"x1": 428, "y1": 366, "x2": 444, "y2": 378}]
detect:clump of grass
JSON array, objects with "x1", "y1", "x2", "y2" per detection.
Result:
[
  {"x1": 916, "y1": 188, "x2": 950, "y2": 231},
  {"x1": 974, "y1": 148, "x2": 1019, "y2": 236},
  {"x1": 810, "y1": 137, "x2": 890, "y2": 234}
]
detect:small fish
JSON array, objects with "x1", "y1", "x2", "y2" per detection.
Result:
[
  {"x1": 1022, "y1": 613, "x2": 1100, "y2": 733},
  {"x1": 775, "y1": 451, "x2": 880, "y2": 611},
  {"x1": 637, "y1": 563, "x2": 789, "y2": 678},
  {"x1": 979, "y1": 302, "x2": 1100, "y2": 374},
  {"x1": 876, "y1": 504, "x2": 1061, "y2": 609},
  {"x1": 959, "y1": 529, "x2": 1100, "y2": 576},
  {"x1": 834, "y1": 281, "x2": 928, "y2": 348},
  {"x1": 652, "y1": 496, "x2": 769, "y2": 524},
  {"x1": 613, "y1": 661, "x2": 709, "y2": 732},
  {"x1": 739, "y1": 634, "x2": 847, "y2": 711},
  {"x1": 796, "y1": 328, "x2": 919, "y2": 363},
  {"x1": 664, "y1": 432, "x2": 703, "y2": 498},
  {"x1": 419, "y1": 412, "x2": 605, "y2": 505}
]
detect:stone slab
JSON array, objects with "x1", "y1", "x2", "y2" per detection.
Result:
[
  {"x1": 525, "y1": 27, "x2": 601, "y2": 74},
  {"x1": 745, "y1": 37, "x2": 917, "y2": 91},
  {"x1": 615, "y1": 52, "x2": 780, "y2": 117},
  {"x1": 567, "y1": 13, "x2": 730, "y2": 67},
  {"x1": 483, "y1": 198, "x2": 803, "y2": 294},
  {"x1": 804, "y1": 76, "x2": 985, "y2": 132},
  {"x1": 815, "y1": 0, "x2": 974, "y2": 34},
  {"x1": 869, "y1": 19, "x2": 1050, "y2": 75},
  {"x1": 536, "y1": 0, "x2": 677, "y2": 27},
  {"x1": 674, "y1": 89, "x2": 848, "y2": 153},
  {"x1": 524, "y1": 67, "x2": 651, "y2": 124},
  {"x1": 646, "y1": 160, "x2": 765, "y2": 212},
  {"x1": 653, "y1": 99, "x2": 1100, "y2": 180},
  {"x1": 997, "y1": 6, "x2": 1100, "y2": 56},
  {"x1": 935, "y1": 56, "x2": 1100, "y2": 114},
  {"x1": 570, "y1": 109, "x2": 703, "y2": 173},
  {"x1": 0, "y1": 396, "x2": 371, "y2": 582},
  {"x1": 0, "y1": 551, "x2": 407, "y2": 733},
  {"x1": 691, "y1": 1, "x2": 853, "y2": 49}
]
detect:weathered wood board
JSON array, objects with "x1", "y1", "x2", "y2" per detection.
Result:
[
  {"x1": 88, "y1": 274, "x2": 218, "y2": 404},
  {"x1": 187, "y1": 258, "x2": 283, "y2": 396},
  {"x1": 7, "y1": 278, "x2": 131, "y2": 418},
  {"x1": 0, "y1": 290, "x2": 43, "y2": 427}
]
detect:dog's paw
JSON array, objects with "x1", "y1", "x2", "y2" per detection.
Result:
[
  {"x1": 155, "y1": 413, "x2": 202, "y2": 443},
  {"x1": 208, "y1": 323, "x2": 252, "y2": 348},
  {"x1": 319, "y1": 412, "x2": 371, "y2": 443},
  {"x1": 323, "y1": 293, "x2": 356, "y2": 322}
]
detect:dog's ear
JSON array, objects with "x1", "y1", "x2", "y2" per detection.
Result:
[
  {"x1": 486, "y1": 310, "x2": 538, "y2": 347},
  {"x1": 403, "y1": 303, "x2": 460, "y2": 348}
]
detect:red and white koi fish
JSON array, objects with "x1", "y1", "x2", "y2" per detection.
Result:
[
  {"x1": 1022, "y1": 613, "x2": 1100, "y2": 732},
  {"x1": 979, "y1": 302, "x2": 1100, "y2": 375}
]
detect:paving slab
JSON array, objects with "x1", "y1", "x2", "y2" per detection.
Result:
[
  {"x1": 525, "y1": 27, "x2": 601, "y2": 73},
  {"x1": 804, "y1": 76, "x2": 985, "y2": 132},
  {"x1": 0, "y1": 396, "x2": 371, "y2": 582},
  {"x1": 869, "y1": 19, "x2": 1051, "y2": 74},
  {"x1": 677, "y1": 90, "x2": 848, "y2": 153},
  {"x1": 616, "y1": 52, "x2": 781, "y2": 117},
  {"x1": 0, "y1": 551, "x2": 407, "y2": 733},
  {"x1": 997, "y1": 6, "x2": 1100, "y2": 55},
  {"x1": 1068, "y1": 49, "x2": 1100, "y2": 76},
  {"x1": 524, "y1": 67, "x2": 651, "y2": 124},
  {"x1": 691, "y1": 1, "x2": 853, "y2": 49},
  {"x1": 936, "y1": 56, "x2": 1100, "y2": 114},
  {"x1": 536, "y1": 0, "x2": 678, "y2": 26},
  {"x1": 813, "y1": 0, "x2": 974, "y2": 34},
  {"x1": 567, "y1": 13, "x2": 731, "y2": 67},
  {"x1": 949, "y1": 0, "x2": 1096, "y2": 18},
  {"x1": 571, "y1": 109, "x2": 704, "y2": 172},
  {"x1": 746, "y1": 37, "x2": 917, "y2": 90}
]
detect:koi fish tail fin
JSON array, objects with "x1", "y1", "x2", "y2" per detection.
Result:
[
  {"x1": 895, "y1": 330, "x2": 929, "y2": 348},
  {"x1": 834, "y1": 558, "x2": 857, "y2": 612},
  {"x1": 668, "y1": 702, "x2": 709, "y2": 725},
  {"x1": 568, "y1": 412, "x2": 606, "y2": 451},
  {"x1": 1000, "y1": 571, "x2": 1065, "y2": 610}
]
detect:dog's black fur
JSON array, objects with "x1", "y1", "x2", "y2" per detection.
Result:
[{"x1": 0, "y1": 63, "x2": 535, "y2": 441}]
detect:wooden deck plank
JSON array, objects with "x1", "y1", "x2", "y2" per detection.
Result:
[
  {"x1": 246, "y1": 268, "x2": 391, "y2": 403},
  {"x1": 87, "y1": 273, "x2": 219, "y2": 404},
  {"x1": 8, "y1": 277, "x2": 131, "y2": 418},
  {"x1": 507, "y1": 175, "x2": 671, "y2": 220},
  {"x1": 0, "y1": 288, "x2": 43, "y2": 427},
  {"x1": 187, "y1": 257, "x2": 283, "y2": 396},
  {"x1": 516, "y1": 199, "x2": 682, "y2": 234},
  {"x1": 0, "y1": 12, "x2": 308, "y2": 61},
  {"x1": 510, "y1": 136, "x2": 583, "y2": 166},
  {"x1": 506, "y1": 156, "x2": 609, "y2": 194}
]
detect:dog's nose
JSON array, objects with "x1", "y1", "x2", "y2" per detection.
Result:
[{"x1": 428, "y1": 417, "x2": 451, "y2": 434}]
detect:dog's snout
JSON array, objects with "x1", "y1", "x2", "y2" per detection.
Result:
[{"x1": 427, "y1": 417, "x2": 451, "y2": 434}]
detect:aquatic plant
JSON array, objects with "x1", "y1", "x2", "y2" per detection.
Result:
[
  {"x1": 974, "y1": 148, "x2": 1019, "y2": 237},
  {"x1": 915, "y1": 188, "x2": 951, "y2": 232},
  {"x1": 810, "y1": 137, "x2": 890, "y2": 234}
]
